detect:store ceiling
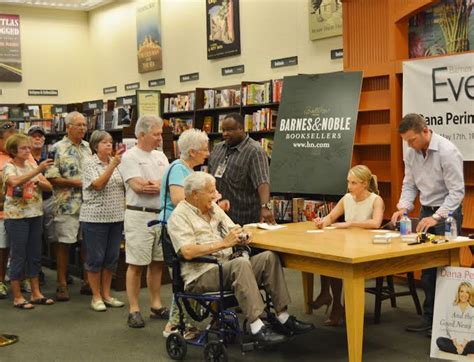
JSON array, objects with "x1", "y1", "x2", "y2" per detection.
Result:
[{"x1": 0, "y1": 0, "x2": 114, "y2": 11}]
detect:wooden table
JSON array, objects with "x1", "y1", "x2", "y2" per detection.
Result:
[{"x1": 247, "y1": 222, "x2": 474, "y2": 362}]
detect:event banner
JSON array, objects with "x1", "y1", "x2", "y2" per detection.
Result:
[
  {"x1": 308, "y1": 0, "x2": 343, "y2": 41},
  {"x1": 431, "y1": 266, "x2": 474, "y2": 361},
  {"x1": 206, "y1": 0, "x2": 240, "y2": 59},
  {"x1": 270, "y1": 72, "x2": 362, "y2": 195},
  {"x1": 0, "y1": 14, "x2": 22, "y2": 82},
  {"x1": 136, "y1": 0, "x2": 162, "y2": 73},
  {"x1": 403, "y1": 53, "x2": 474, "y2": 160}
]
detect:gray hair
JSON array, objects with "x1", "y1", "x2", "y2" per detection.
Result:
[
  {"x1": 135, "y1": 115, "x2": 163, "y2": 138},
  {"x1": 65, "y1": 111, "x2": 84, "y2": 126},
  {"x1": 89, "y1": 130, "x2": 111, "y2": 154},
  {"x1": 184, "y1": 172, "x2": 215, "y2": 197},
  {"x1": 178, "y1": 129, "x2": 209, "y2": 161}
]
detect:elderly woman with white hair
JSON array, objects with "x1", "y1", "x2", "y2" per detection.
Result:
[{"x1": 159, "y1": 128, "x2": 210, "y2": 338}]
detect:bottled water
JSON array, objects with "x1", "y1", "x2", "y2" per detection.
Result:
[
  {"x1": 400, "y1": 212, "x2": 412, "y2": 236},
  {"x1": 445, "y1": 211, "x2": 458, "y2": 241}
]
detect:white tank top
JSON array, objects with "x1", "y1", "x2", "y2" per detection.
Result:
[{"x1": 343, "y1": 192, "x2": 378, "y2": 222}]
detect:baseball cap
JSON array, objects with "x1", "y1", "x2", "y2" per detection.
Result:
[{"x1": 27, "y1": 125, "x2": 46, "y2": 136}]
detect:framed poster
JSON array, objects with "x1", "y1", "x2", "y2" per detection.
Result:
[
  {"x1": 308, "y1": 0, "x2": 343, "y2": 41},
  {"x1": 206, "y1": 0, "x2": 241, "y2": 59},
  {"x1": 136, "y1": 90, "x2": 160, "y2": 118},
  {"x1": 409, "y1": 0, "x2": 473, "y2": 58},
  {"x1": 0, "y1": 14, "x2": 22, "y2": 82},
  {"x1": 136, "y1": 0, "x2": 162, "y2": 73}
]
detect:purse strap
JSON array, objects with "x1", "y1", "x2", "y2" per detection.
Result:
[{"x1": 161, "y1": 161, "x2": 179, "y2": 224}]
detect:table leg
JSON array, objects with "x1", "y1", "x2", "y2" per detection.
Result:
[
  {"x1": 302, "y1": 272, "x2": 314, "y2": 314},
  {"x1": 344, "y1": 276, "x2": 365, "y2": 362},
  {"x1": 450, "y1": 248, "x2": 461, "y2": 267}
]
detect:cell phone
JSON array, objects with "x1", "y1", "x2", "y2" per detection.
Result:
[{"x1": 47, "y1": 150, "x2": 56, "y2": 160}]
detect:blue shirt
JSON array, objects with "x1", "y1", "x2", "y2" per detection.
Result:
[
  {"x1": 159, "y1": 159, "x2": 193, "y2": 222},
  {"x1": 397, "y1": 132, "x2": 464, "y2": 218}
]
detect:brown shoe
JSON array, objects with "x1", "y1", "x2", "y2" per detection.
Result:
[{"x1": 56, "y1": 285, "x2": 70, "y2": 302}]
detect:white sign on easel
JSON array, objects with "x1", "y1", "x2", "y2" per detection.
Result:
[{"x1": 431, "y1": 266, "x2": 474, "y2": 360}]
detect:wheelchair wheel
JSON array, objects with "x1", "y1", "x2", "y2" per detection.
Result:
[
  {"x1": 204, "y1": 341, "x2": 228, "y2": 362},
  {"x1": 166, "y1": 333, "x2": 187, "y2": 360}
]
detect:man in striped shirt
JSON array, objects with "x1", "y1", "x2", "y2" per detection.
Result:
[{"x1": 209, "y1": 113, "x2": 275, "y2": 226}]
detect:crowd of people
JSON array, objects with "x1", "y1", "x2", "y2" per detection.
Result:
[{"x1": 0, "y1": 111, "x2": 466, "y2": 347}]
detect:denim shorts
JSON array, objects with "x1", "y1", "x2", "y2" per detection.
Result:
[{"x1": 82, "y1": 221, "x2": 123, "y2": 273}]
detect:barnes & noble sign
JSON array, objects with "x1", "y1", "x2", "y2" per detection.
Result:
[{"x1": 270, "y1": 72, "x2": 362, "y2": 195}]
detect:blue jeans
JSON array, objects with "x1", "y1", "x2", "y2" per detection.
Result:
[
  {"x1": 420, "y1": 206, "x2": 463, "y2": 323},
  {"x1": 82, "y1": 222, "x2": 123, "y2": 273},
  {"x1": 5, "y1": 216, "x2": 43, "y2": 280}
]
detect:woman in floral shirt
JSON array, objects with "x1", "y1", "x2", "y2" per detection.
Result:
[{"x1": 3, "y1": 133, "x2": 53, "y2": 309}]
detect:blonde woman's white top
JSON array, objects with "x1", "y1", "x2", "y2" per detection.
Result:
[{"x1": 343, "y1": 192, "x2": 378, "y2": 222}]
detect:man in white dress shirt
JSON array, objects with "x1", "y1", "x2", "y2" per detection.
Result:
[{"x1": 391, "y1": 113, "x2": 465, "y2": 335}]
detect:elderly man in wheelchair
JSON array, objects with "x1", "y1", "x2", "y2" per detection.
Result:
[{"x1": 167, "y1": 172, "x2": 314, "y2": 348}]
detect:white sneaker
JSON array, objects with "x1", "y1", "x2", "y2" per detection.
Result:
[
  {"x1": 103, "y1": 297, "x2": 124, "y2": 308},
  {"x1": 90, "y1": 299, "x2": 107, "y2": 312}
]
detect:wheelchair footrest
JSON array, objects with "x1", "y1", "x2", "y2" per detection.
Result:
[{"x1": 241, "y1": 341, "x2": 258, "y2": 352}]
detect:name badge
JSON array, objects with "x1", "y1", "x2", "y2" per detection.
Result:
[{"x1": 214, "y1": 161, "x2": 227, "y2": 178}]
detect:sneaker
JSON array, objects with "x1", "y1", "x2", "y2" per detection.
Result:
[
  {"x1": 103, "y1": 297, "x2": 124, "y2": 308},
  {"x1": 20, "y1": 280, "x2": 31, "y2": 293},
  {"x1": 0, "y1": 282, "x2": 8, "y2": 299},
  {"x1": 128, "y1": 311, "x2": 145, "y2": 328},
  {"x1": 56, "y1": 285, "x2": 70, "y2": 302}
]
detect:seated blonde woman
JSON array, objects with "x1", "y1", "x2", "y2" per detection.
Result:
[{"x1": 313, "y1": 165, "x2": 384, "y2": 326}]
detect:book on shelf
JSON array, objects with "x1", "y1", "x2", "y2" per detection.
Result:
[
  {"x1": 202, "y1": 116, "x2": 213, "y2": 133},
  {"x1": 203, "y1": 90, "x2": 215, "y2": 109},
  {"x1": 164, "y1": 92, "x2": 195, "y2": 113},
  {"x1": 293, "y1": 199, "x2": 335, "y2": 222},
  {"x1": 217, "y1": 114, "x2": 226, "y2": 133},
  {"x1": 0, "y1": 106, "x2": 8, "y2": 121},
  {"x1": 272, "y1": 79, "x2": 283, "y2": 103},
  {"x1": 168, "y1": 117, "x2": 193, "y2": 135},
  {"x1": 40, "y1": 105, "x2": 53, "y2": 120},
  {"x1": 244, "y1": 108, "x2": 276, "y2": 132},
  {"x1": 271, "y1": 196, "x2": 293, "y2": 222},
  {"x1": 8, "y1": 106, "x2": 24, "y2": 121},
  {"x1": 27, "y1": 105, "x2": 41, "y2": 120},
  {"x1": 243, "y1": 81, "x2": 271, "y2": 106},
  {"x1": 259, "y1": 137, "x2": 273, "y2": 158}
]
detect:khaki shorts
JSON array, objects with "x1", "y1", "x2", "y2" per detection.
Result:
[
  {"x1": 54, "y1": 214, "x2": 80, "y2": 244},
  {"x1": 124, "y1": 209, "x2": 163, "y2": 266}
]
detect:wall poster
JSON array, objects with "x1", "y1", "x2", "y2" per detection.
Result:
[
  {"x1": 136, "y1": 0, "x2": 162, "y2": 73},
  {"x1": 409, "y1": 0, "x2": 473, "y2": 58},
  {"x1": 308, "y1": 0, "x2": 343, "y2": 41},
  {"x1": 206, "y1": 0, "x2": 240, "y2": 59},
  {"x1": 270, "y1": 72, "x2": 362, "y2": 195},
  {"x1": 403, "y1": 53, "x2": 474, "y2": 160},
  {"x1": 136, "y1": 90, "x2": 160, "y2": 119},
  {"x1": 0, "y1": 14, "x2": 22, "y2": 82}
]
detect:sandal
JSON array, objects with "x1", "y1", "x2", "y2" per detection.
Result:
[
  {"x1": 0, "y1": 334, "x2": 19, "y2": 347},
  {"x1": 150, "y1": 306, "x2": 170, "y2": 320},
  {"x1": 30, "y1": 297, "x2": 55, "y2": 306},
  {"x1": 13, "y1": 301, "x2": 34, "y2": 310}
]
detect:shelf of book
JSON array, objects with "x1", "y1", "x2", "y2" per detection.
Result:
[{"x1": 195, "y1": 106, "x2": 241, "y2": 113}]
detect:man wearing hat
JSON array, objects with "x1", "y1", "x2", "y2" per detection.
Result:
[{"x1": 28, "y1": 126, "x2": 57, "y2": 286}]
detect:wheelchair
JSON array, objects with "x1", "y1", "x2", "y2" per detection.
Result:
[{"x1": 156, "y1": 223, "x2": 275, "y2": 361}]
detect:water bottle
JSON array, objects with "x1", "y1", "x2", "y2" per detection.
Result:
[
  {"x1": 445, "y1": 211, "x2": 458, "y2": 241},
  {"x1": 400, "y1": 212, "x2": 412, "y2": 236}
]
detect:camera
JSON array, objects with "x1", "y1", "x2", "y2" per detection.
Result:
[{"x1": 239, "y1": 232, "x2": 249, "y2": 242}]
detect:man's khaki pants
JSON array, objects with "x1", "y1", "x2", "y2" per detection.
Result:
[{"x1": 186, "y1": 251, "x2": 291, "y2": 322}]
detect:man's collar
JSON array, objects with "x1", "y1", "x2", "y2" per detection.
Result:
[
  {"x1": 183, "y1": 200, "x2": 217, "y2": 217},
  {"x1": 64, "y1": 136, "x2": 87, "y2": 147},
  {"x1": 426, "y1": 131, "x2": 440, "y2": 152},
  {"x1": 226, "y1": 134, "x2": 249, "y2": 152}
]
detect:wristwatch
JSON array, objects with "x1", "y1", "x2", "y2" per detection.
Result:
[
  {"x1": 432, "y1": 213, "x2": 442, "y2": 221},
  {"x1": 261, "y1": 202, "x2": 272, "y2": 210}
]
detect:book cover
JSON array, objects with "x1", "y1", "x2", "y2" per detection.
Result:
[
  {"x1": 292, "y1": 198, "x2": 305, "y2": 222},
  {"x1": 28, "y1": 105, "x2": 41, "y2": 119},
  {"x1": 217, "y1": 114, "x2": 226, "y2": 133},
  {"x1": 302, "y1": 200, "x2": 325, "y2": 221},
  {"x1": 220, "y1": 89, "x2": 230, "y2": 107},
  {"x1": 202, "y1": 116, "x2": 213, "y2": 133},
  {"x1": 40, "y1": 104, "x2": 53, "y2": 120},
  {"x1": 9, "y1": 106, "x2": 23, "y2": 121}
]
